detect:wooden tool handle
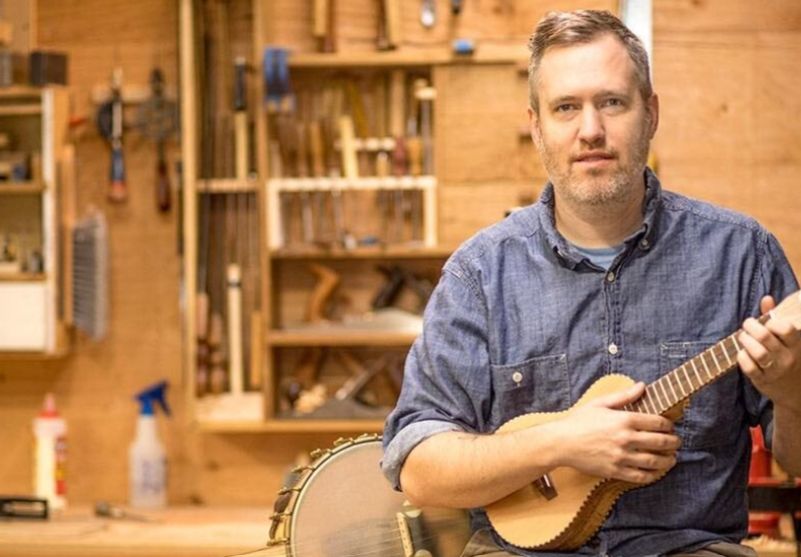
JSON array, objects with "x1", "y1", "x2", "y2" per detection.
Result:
[
  {"x1": 383, "y1": 0, "x2": 402, "y2": 48},
  {"x1": 406, "y1": 137, "x2": 423, "y2": 176},
  {"x1": 235, "y1": 111, "x2": 248, "y2": 180},
  {"x1": 306, "y1": 263, "x2": 340, "y2": 323},
  {"x1": 338, "y1": 115, "x2": 358, "y2": 180},
  {"x1": 309, "y1": 120, "x2": 326, "y2": 177},
  {"x1": 227, "y1": 264, "x2": 244, "y2": 395},
  {"x1": 249, "y1": 311, "x2": 262, "y2": 389}
]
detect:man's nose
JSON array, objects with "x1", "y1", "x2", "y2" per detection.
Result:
[{"x1": 577, "y1": 107, "x2": 605, "y2": 146}]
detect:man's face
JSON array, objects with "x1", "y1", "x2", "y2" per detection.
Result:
[{"x1": 529, "y1": 33, "x2": 658, "y2": 208}]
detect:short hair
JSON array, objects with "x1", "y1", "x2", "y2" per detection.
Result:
[{"x1": 527, "y1": 10, "x2": 653, "y2": 114}]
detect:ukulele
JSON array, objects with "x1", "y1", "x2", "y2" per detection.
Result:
[{"x1": 485, "y1": 291, "x2": 801, "y2": 551}]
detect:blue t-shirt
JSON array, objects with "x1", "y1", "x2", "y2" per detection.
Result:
[
  {"x1": 572, "y1": 243, "x2": 625, "y2": 271},
  {"x1": 382, "y1": 168, "x2": 798, "y2": 557}
]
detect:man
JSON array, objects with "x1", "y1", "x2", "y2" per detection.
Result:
[{"x1": 382, "y1": 9, "x2": 801, "y2": 557}]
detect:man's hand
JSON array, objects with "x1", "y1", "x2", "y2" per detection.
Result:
[
  {"x1": 557, "y1": 382, "x2": 681, "y2": 484},
  {"x1": 737, "y1": 295, "x2": 801, "y2": 409}
]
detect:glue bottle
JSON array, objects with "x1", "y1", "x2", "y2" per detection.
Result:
[
  {"x1": 33, "y1": 392, "x2": 67, "y2": 511},
  {"x1": 129, "y1": 381, "x2": 170, "y2": 509}
]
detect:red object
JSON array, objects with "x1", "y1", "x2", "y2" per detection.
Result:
[
  {"x1": 748, "y1": 428, "x2": 779, "y2": 537},
  {"x1": 749, "y1": 427, "x2": 771, "y2": 480}
]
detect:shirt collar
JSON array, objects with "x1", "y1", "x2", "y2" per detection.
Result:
[{"x1": 536, "y1": 167, "x2": 662, "y2": 269}]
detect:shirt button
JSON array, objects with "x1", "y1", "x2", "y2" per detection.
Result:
[
  {"x1": 641, "y1": 238, "x2": 650, "y2": 249},
  {"x1": 608, "y1": 343, "x2": 619, "y2": 355},
  {"x1": 606, "y1": 271, "x2": 616, "y2": 283},
  {"x1": 512, "y1": 371, "x2": 523, "y2": 384}
]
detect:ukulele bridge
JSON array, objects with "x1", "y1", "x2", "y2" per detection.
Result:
[{"x1": 533, "y1": 473, "x2": 558, "y2": 500}]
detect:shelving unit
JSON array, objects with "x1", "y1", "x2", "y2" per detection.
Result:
[
  {"x1": 0, "y1": 86, "x2": 70, "y2": 356},
  {"x1": 181, "y1": 0, "x2": 525, "y2": 433}
]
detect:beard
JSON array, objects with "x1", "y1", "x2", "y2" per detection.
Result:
[{"x1": 536, "y1": 118, "x2": 652, "y2": 208}]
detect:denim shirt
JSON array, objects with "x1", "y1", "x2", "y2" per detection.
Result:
[{"x1": 382, "y1": 169, "x2": 799, "y2": 557}]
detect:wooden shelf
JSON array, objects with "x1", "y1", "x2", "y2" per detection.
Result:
[
  {"x1": 288, "y1": 48, "x2": 522, "y2": 68},
  {"x1": 0, "y1": 86, "x2": 44, "y2": 99},
  {"x1": 0, "y1": 181, "x2": 45, "y2": 195},
  {"x1": 0, "y1": 104, "x2": 42, "y2": 116},
  {"x1": 197, "y1": 178, "x2": 259, "y2": 193},
  {"x1": 0, "y1": 273, "x2": 46, "y2": 282},
  {"x1": 198, "y1": 418, "x2": 384, "y2": 433},
  {"x1": 271, "y1": 245, "x2": 453, "y2": 260},
  {"x1": 268, "y1": 329, "x2": 419, "y2": 347}
]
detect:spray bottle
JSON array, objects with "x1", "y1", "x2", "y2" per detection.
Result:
[
  {"x1": 32, "y1": 393, "x2": 67, "y2": 511},
  {"x1": 129, "y1": 381, "x2": 170, "y2": 509}
]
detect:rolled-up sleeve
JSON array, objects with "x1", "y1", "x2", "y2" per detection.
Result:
[{"x1": 381, "y1": 265, "x2": 492, "y2": 491}]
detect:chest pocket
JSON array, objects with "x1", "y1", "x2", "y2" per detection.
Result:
[
  {"x1": 489, "y1": 353, "x2": 570, "y2": 431},
  {"x1": 660, "y1": 341, "x2": 741, "y2": 451}
]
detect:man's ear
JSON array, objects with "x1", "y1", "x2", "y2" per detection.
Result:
[
  {"x1": 528, "y1": 106, "x2": 543, "y2": 150},
  {"x1": 646, "y1": 93, "x2": 660, "y2": 138}
]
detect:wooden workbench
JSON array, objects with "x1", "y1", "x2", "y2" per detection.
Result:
[{"x1": 0, "y1": 506, "x2": 280, "y2": 557}]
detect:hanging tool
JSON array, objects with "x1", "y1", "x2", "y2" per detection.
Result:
[
  {"x1": 136, "y1": 68, "x2": 178, "y2": 212},
  {"x1": 313, "y1": 0, "x2": 335, "y2": 52},
  {"x1": 97, "y1": 68, "x2": 126, "y2": 202},
  {"x1": 233, "y1": 57, "x2": 248, "y2": 180},
  {"x1": 263, "y1": 47, "x2": 293, "y2": 114},
  {"x1": 421, "y1": 0, "x2": 436, "y2": 28},
  {"x1": 377, "y1": 0, "x2": 401, "y2": 50},
  {"x1": 452, "y1": 0, "x2": 464, "y2": 15}
]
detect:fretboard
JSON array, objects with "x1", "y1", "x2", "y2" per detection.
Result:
[{"x1": 623, "y1": 315, "x2": 770, "y2": 416}]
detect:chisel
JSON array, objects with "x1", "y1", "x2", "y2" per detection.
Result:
[{"x1": 234, "y1": 57, "x2": 248, "y2": 180}]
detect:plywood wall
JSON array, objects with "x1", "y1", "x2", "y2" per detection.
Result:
[{"x1": 0, "y1": 0, "x2": 799, "y2": 511}]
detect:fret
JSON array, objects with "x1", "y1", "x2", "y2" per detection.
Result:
[
  {"x1": 681, "y1": 364, "x2": 694, "y2": 390},
  {"x1": 731, "y1": 335, "x2": 742, "y2": 352},
  {"x1": 710, "y1": 348, "x2": 722, "y2": 373},
  {"x1": 700, "y1": 351, "x2": 712, "y2": 379},
  {"x1": 649, "y1": 388, "x2": 664, "y2": 414},
  {"x1": 690, "y1": 358, "x2": 705, "y2": 381},
  {"x1": 690, "y1": 359, "x2": 704, "y2": 386},
  {"x1": 722, "y1": 339, "x2": 733, "y2": 366},
  {"x1": 642, "y1": 391, "x2": 657, "y2": 414},
  {"x1": 667, "y1": 375, "x2": 679, "y2": 402},
  {"x1": 675, "y1": 372, "x2": 687, "y2": 398},
  {"x1": 657, "y1": 380, "x2": 671, "y2": 407}
]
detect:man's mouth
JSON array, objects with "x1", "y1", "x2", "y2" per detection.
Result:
[{"x1": 574, "y1": 151, "x2": 615, "y2": 163}]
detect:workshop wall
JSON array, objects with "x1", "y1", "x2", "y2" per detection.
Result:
[{"x1": 0, "y1": 0, "x2": 799, "y2": 509}]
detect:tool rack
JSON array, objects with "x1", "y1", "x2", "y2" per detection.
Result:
[{"x1": 179, "y1": 0, "x2": 524, "y2": 433}]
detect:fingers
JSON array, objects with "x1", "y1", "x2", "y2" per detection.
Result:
[
  {"x1": 592, "y1": 382, "x2": 646, "y2": 409},
  {"x1": 614, "y1": 463, "x2": 675, "y2": 484},
  {"x1": 624, "y1": 412, "x2": 675, "y2": 434},
  {"x1": 738, "y1": 312, "x2": 800, "y2": 378},
  {"x1": 760, "y1": 295, "x2": 776, "y2": 316},
  {"x1": 626, "y1": 430, "x2": 682, "y2": 453}
]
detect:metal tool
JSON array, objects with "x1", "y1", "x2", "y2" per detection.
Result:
[
  {"x1": 0, "y1": 497, "x2": 47, "y2": 519},
  {"x1": 97, "y1": 68, "x2": 126, "y2": 202},
  {"x1": 94, "y1": 501, "x2": 153, "y2": 522},
  {"x1": 136, "y1": 68, "x2": 178, "y2": 212},
  {"x1": 421, "y1": 0, "x2": 436, "y2": 28}
]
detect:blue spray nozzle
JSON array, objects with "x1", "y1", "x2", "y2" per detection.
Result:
[{"x1": 135, "y1": 381, "x2": 171, "y2": 417}]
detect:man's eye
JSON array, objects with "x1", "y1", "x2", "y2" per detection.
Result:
[
  {"x1": 555, "y1": 104, "x2": 575, "y2": 113},
  {"x1": 604, "y1": 98, "x2": 624, "y2": 108}
]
